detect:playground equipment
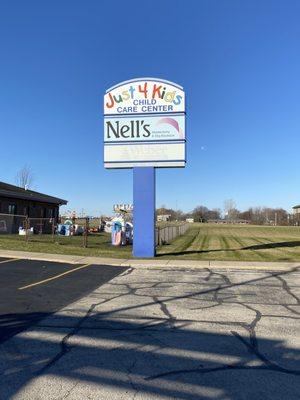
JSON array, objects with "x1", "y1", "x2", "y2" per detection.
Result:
[
  {"x1": 57, "y1": 219, "x2": 84, "y2": 236},
  {"x1": 111, "y1": 219, "x2": 133, "y2": 246},
  {"x1": 19, "y1": 227, "x2": 33, "y2": 236},
  {"x1": 110, "y1": 206, "x2": 133, "y2": 246}
]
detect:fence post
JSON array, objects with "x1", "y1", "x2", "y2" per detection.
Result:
[
  {"x1": 83, "y1": 217, "x2": 89, "y2": 248},
  {"x1": 25, "y1": 216, "x2": 29, "y2": 243},
  {"x1": 52, "y1": 218, "x2": 55, "y2": 242}
]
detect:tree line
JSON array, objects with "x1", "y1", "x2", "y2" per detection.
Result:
[{"x1": 157, "y1": 199, "x2": 295, "y2": 226}]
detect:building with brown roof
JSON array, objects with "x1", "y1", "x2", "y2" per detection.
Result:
[{"x1": 0, "y1": 181, "x2": 67, "y2": 233}]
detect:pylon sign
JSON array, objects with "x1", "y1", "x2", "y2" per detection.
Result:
[
  {"x1": 104, "y1": 78, "x2": 186, "y2": 169},
  {"x1": 103, "y1": 78, "x2": 186, "y2": 258}
]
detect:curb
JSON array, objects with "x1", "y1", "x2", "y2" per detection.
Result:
[{"x1": 0, "y1": 249, "x2": 300, "y2": 271}]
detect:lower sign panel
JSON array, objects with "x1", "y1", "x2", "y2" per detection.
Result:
[{"x1": 104, "y1": 142, "x2": 185, "y2": 168}]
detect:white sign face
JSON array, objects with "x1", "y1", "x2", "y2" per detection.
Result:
[
  {"x1": 104, "y1": 142, "x2": 185, "y2": 168},
  {"x1": 104, "y1": 78, "x2": 185, "y2": 115},
  {"x1": 104, "y1": 115, "x2": 185, "y2": 142},
  {"x1": 104, "y1": 78, "x2": 185, "y2": 169}
]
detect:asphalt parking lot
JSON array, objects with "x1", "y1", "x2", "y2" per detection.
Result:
[
  {"x1": 0, "y1": 257, "x2": 127, "y2": 343},
  {"x1": 0, "y1": 259, "x2": 300, "y2": 399}
]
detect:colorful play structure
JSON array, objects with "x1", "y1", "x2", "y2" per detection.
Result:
[
  {"x1": 111, "y1": 219, "x2": 133, "y2": 246},
  {"x1": 57, "y1": 219, "x2": 84, "y2": 236},
  {"x1": 108, "y1": 205, "x2": 133, "y2": 246},
  {"x1": 56, "y1": 211, "x2": 134, "y2": 246}
]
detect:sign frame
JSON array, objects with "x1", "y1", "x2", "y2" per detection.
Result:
[{"x1": 104, "y1": 77, "x2": 186, "y2": 169}]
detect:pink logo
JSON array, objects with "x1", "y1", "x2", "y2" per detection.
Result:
[{"x1": 156, "y1": 118, "x2": 183, "y2": 138}]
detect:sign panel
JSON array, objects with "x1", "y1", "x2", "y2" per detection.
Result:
[
  {"x1": 113, "y1": 204, "x2": 133, "y2": 212},
  {"x1": 104, "y1": 115, "x2": 185, "y2": 142},
  {"x1": 104, "y1": 78, "x2": 185, "y2": 169},
  {"x1": 104, "y1": 142, "x2": 185, "y2": 168},
  {"x1": 104, "y1": 78, "x2": 185, "y2": 115}
]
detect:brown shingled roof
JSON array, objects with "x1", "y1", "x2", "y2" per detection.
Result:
[{"x1": 0, "y1": 181, "x2": 68, "y2": 205}]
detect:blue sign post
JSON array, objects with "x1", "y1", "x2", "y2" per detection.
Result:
[
  {"x1": 103, "y1": 78, "x2": 185, "y2": 258},
  {"x1": 133, "y1": 167, "x2": 156, "y2": 257}
]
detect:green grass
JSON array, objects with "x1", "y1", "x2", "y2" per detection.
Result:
[
  {"x1": 156, "y1": 223, "x2": 300, "y2": 261},
  {"x1": 0, "y1": 233, "x2": 132, "y2": 259},
  {"x1": 2, "y1": 224, "x2": 300, "y2": 261}
]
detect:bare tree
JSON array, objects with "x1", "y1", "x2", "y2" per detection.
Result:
[
  {"x1": 192, "y1": 206, "x2": 210, "y2": 222},
  {"x1": 223, "y1": 199, "x2": 238, "y2": 221},
  {"x1": 207, "y1": 208, "x2": 221, "y2": 220},
  {"x1": 15, "y1": 165, "x2": 34, "y2": 189}
]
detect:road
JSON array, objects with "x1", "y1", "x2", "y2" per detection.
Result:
[{"x1": 0, "y1": 258, "x2": 299, "y2": 399}]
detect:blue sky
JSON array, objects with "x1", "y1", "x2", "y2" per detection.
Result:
[{"x1": 1, "y1": 0, "x2": 300, "y2": 215}]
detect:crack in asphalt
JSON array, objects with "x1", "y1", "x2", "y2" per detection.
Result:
[
  {"x1": 152, "y1": 296, "x2": 177, "y2": 328},
  {"x1": 27, "y1": 265, "x2": 300, "y2": 394},
  {"x1": 237, "y1": 303, "x2": 262, "y2": 349},
  {"x1": 58, "y1": 381, "x2": 80, "y2": 399},
  {"x1": 146, "y1": 362, "x2": 300, "y2": 381},
  {"x1": 271, "y1": 273, "x2": 300, "y2": 316},
  {"x1": 38, "y1": 301, "x2": 100, "y2": 375},
  {"x1": 273, "y1": 274, "x2": 300, "y2": 304},
  {"x1": 231, "y1": 331, "x2": 300, "y2": 376},
  {"x1": 93, "y1": 268, "x2": 300, "y2": 318},
  {"x1": 35, "y1": 293, "x2": 134, "y2": 376},
  {"x1": 125, "y1": 358, "x2": 139, "y2": 400},
  {"x1": 223, "y1": 276, "x2": 299, "y2": 376},
  {"x1": 145, "y1": 267, "x2": 300, "y2": 381}
]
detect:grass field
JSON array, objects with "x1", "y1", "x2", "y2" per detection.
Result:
[
  {"x1": 0, "y1": 233, "x2": 132, "y2": 259},
  {"x1": 157, "y1": 223, "x2": 300, "y2": 261},
  {"x1": 1, "y1": 223, "x2": 300, "y2": 261}
]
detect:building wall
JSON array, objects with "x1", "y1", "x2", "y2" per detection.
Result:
[
  {"x1": 0, "y1": 196, "x2": 58, "y2": 218},
  {"x1": 0, "y1": 196, "x2": 59, "y2": 233}
]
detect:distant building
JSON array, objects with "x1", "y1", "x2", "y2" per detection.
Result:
[
  {"x1": 0, "y1": 181, "x2": 67, "y2": 233},
  {"x1": 157, "y1": 214, "x2": 171, "y2": 222},
  {"x1": 292, "y1": 205, "x2": 300, "y2": 225},
  {"x1": 186, "y1": 218, "x2": 194, "y2": 223},
  {"x1": 292, "y1": 205, "x2": 300, "y2": 214}
]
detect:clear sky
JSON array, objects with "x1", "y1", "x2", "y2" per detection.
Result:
[{"x1": 1, "y1": 0, "x2": 300, "y2": 216}]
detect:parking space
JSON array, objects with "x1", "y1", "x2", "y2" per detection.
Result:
[
  {"x1": 0, "y1": 258, "x2": 127, "y2": 343},
  {"x1": 0, "y1": 262, "x2": 300, "y2": 399}
]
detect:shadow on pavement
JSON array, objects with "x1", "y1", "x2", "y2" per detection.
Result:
[
  {"x1": 1, "y1": 312, "x2": 300, "y2": 400},
  {"x1": 1, "y1": 265, "x2": 300, "y2": 399},
  {"x1": 0, "y1": 263, "x2": 128, "y2": 343}
]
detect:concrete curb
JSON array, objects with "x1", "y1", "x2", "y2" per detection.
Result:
[{"x1": 1, "y1": 249, "x2": 300, "y2": 270}]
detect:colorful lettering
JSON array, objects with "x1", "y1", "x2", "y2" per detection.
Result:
[
  {"x1": 152, "y1": 84, "x2": 162, "y2": 99},
  {"x1": 138, "y1": 82, "x2": 148, "y2": 98}
]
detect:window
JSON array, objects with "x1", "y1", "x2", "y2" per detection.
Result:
[{"x1": 8, "y1": 204, "x2": 17, "y2": 215}]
